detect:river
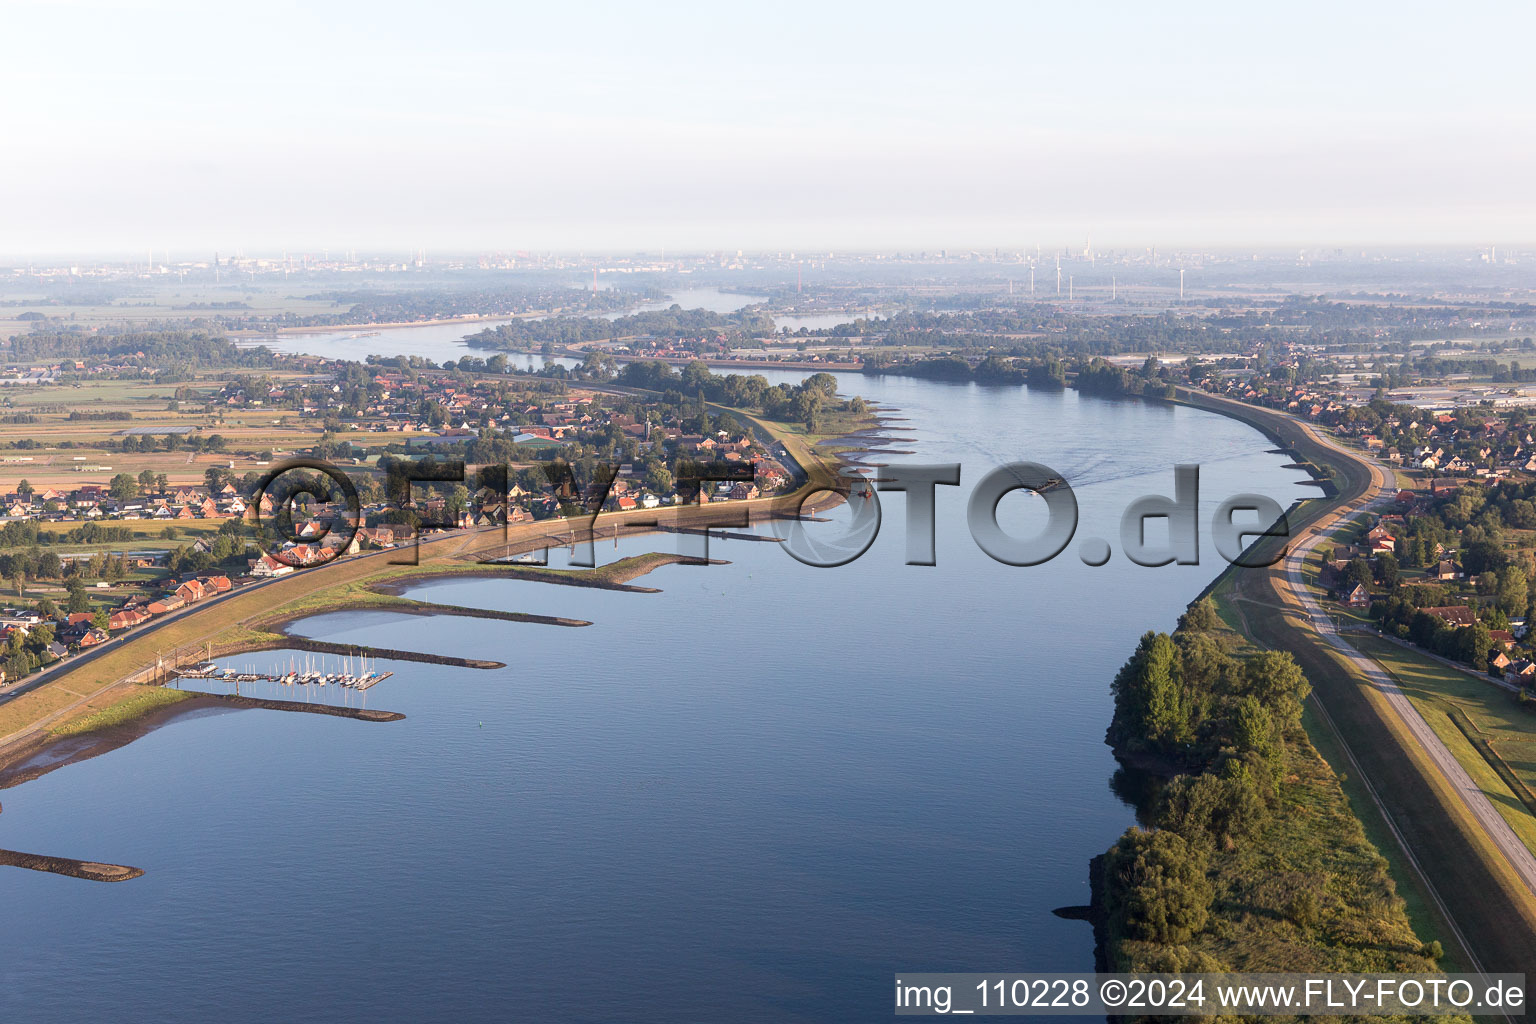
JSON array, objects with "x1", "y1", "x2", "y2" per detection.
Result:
[
  {"x1": 244, "y1": 286, "x2": 763, "y2": 365},
  {"x1": 0, "y1": 355, "x2": 1307, "y2": 1021},
  {"x1": 243, "y1": 287, "x2": 868, "y2": 366}
]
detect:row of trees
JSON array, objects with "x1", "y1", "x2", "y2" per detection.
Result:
[
  {"x1": 860, "y1": 352, "x2": 1172, "y2": 398},
  {"x1": 0, "y1": 545, "x2": 127, "y2": 581},
  {"x1": 807, "y1": 301, "x2": 1481, "y2": 356},
  {"x1": 105, "y1": 432, "x2": 227, "y2": 455},
  {"x1": 0, "y1": 520, "x2": 140, "y2": 551}
]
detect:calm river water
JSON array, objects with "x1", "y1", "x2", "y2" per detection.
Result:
[
  {"x1": 0, "y1": 345, "x2": 1306, "y2": 1021},
  {"x1": 244, "y1": 286, "x2": 760, "y2": 365}
]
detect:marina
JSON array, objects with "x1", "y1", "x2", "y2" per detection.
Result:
[{"x1": 174, "y1": 652, "x2": 393, "y2": 690}]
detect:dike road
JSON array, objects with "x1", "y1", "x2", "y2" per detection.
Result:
[{"x1": 1276, "y1": 418, "x2": 1536, "y2": 899}]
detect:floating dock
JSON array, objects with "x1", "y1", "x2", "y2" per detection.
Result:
[{"x1": 174, "y1": 653, "x2": 392, "y2": 690}]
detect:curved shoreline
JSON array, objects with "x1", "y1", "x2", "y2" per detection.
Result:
[
  {"x1": 0, "y1": 400, "x2": 882, "y2": 884},
  {"x1": 1101, "y1": 386, "x2": 1536, "y2": 975},
  {"x1": 0, "y1": 692, "x2": 403, "y2": 794},
  {"x1": 0, "y1": 549, "x2": 720, "y2": 784},
  {"x1": 1166, "y1": 385, "x2": 1368, "y2": 604},
  {"x1": 0, "y1": 693, "x2": 406, "y2": 882},
  {"x1": 1170, "y1": 385, "x2": 1349, "y2": 497},
  {"x1": 1088, "y1": 385, "x2": 1349, "y2": 970},
  {"x1": 0, "y1": 697, "x2": 230, "y2": 790}
]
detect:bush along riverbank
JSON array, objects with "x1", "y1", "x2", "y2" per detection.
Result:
[{"x1": 1096, "y1": 599, "x2": 1447, "y2": 978}]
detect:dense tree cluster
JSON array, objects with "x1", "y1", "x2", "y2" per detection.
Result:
[
  {"x1": 463, "y1": 305, "x2": 775, "y2": 352},
  {"x1": 616, "y1": 360, "x2": 843, "y2": 431},
  {"x1": 1107, "y1": 602, "x2": 1309, "y2": 835},
  {"x1": 8, "y1": 330, "x2": 277, "y2": 372},
  {"x1": 1103, "y1": 829, "x2": 1213, "y2": 945},
  {"x1": 4, "y1": 618, "x2": 56, "y2": 681},
  {"x1": 1357, "y1": 478, "x2": 1536, "y2": 671},
  {"x1": 1100, "y1": 598, "x2": 1443, "y2": 975},
  {"x1": 204, "y1": 286, "x2": 652, "y2": 331},
  {"x1": 1102, "y1": 600, "x2": 1312, "y2": 954},
  {"x1": 860, "y1": 352, "x2": 1176, "y2": 398},
  {"x1": 802, "y1": 298, "x2": 1527, "y2": 357}
]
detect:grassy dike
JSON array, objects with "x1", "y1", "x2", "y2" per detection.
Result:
[
  {"x1": 1349, "y1": 635, "x2": 1536, "y2": 848},
  {"x1": 1136, "y1": 387, "x2": 1536, "y2": 976}
]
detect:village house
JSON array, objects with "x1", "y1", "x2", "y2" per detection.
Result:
[
  {"x1": 1366, "y1": 525, "x2": 1396, "y2": 553},
  {"x1": 249, "y1": 553, "x2": 295, "y2": 577},
  {"x1": 1422, "y1": 605, "x2": 1477, "y2": 629},
  {"x1": 108, "y1": 608, "x2": 150, "y2": 631},
  {"x1": 1505, "y1": 660, "x2": 1536, "y2": 687},
  {"x1": 174, "y1": 579, "x2": 207, "y2": 604},
  {"x1": 1342, "y1": 583, "x2": 1372, "y2": 609}
]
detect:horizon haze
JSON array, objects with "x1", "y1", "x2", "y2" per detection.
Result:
[{"x1": 5, "y1": 0, "x2": 1535, "y2": 255}]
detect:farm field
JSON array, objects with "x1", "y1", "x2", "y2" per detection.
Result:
[
  {"x1": 0, "y1": 285, "x2": 339, "y2": 342},
  {"x1": 0, "y1": 371, "x2": 434, "y2": 494}
]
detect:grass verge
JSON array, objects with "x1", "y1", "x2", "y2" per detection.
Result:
[
  {"x1": 49, "y1": 685, "x2": 195, "y2": 738},
  {"x1": 1350, "y1": 634, "x2": 1536, "y2": 856}
]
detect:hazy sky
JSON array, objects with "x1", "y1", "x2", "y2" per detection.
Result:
[{"x1": 5, "y1": 0, "x2": 1534, "y2": 255}]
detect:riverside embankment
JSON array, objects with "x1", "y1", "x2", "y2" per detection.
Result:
[
  {"x1": 1166, "y1": 385, "x2": 1536, "y2": 976},
  {"x1": 1, "y1": 371, "x2": 1317, "y2": 1021},
  {"x1": 0, "y1": 480, "x2": 846, "y2": 772}
]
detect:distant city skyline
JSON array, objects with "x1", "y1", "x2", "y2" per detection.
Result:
[
  {"x1": 9, "y1": 245, "x2": 1528, "y2": 271},
  {"x1": 6, "y1": 0, "x2": 1535, "y2": 255}
]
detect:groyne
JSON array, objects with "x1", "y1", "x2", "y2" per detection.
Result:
[{"x1": 0, "y1": 849, "x2": 144, "y2": 883}]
